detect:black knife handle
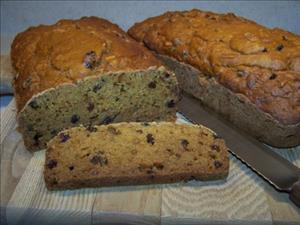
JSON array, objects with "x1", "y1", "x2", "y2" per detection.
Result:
[{"x1": 289, "y1": 179, "x2": 300, "y2": 208}]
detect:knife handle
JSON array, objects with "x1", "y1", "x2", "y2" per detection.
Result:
[{"x1": 289, "y1": 179, "x2": 300, "y2": 208}]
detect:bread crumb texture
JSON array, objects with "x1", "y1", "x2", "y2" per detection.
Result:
[{"x1": 44, "y1": 122, "x2": 229, "y2": 190}]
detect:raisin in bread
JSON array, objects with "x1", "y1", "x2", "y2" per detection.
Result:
[
  {"x1": 11, "y1": 17, "x2": 180, "y2": 151},
  {"x1": 44, "y1": 122, "x2": 229, "y2": 190},
  {"x1": 128, "y1": 9, "x2": 300, "y2": 147}
]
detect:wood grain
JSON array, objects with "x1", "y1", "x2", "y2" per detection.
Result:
[
  {"x1": 1, "y1": 101, "x2": 32, "y2": 225},
  {"x1": 6, "y1": 149, "x2": 162, "y2": 225},
  {"x1": 161, "y1": 155, "x2": 272, "y2": 225},
  {"x1": 92, "y1": 185, "x2": 161, "y2": 225},
  {"x1": 6, "y1": 151, "x2": 97, "y2": 225},
  {"x1": 1, "y1": 100, "x2": 17, "y2": 144},
  {"x1": 2, "y1": 98, "x2": 300, "y2": 225}
]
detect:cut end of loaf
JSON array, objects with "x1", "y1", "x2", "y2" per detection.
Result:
[
  {"x1": 18, "y1": 67, "x2": 180, "y2": 151},
  {"x1": 44, "y1": 122, "x2": 229, "y2": 190}
]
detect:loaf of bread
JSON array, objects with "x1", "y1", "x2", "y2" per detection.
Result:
[
  {"x1": 44, "y1": 122, "x2": 229, "y2": 190},
  {"x1": 11, "y1": 17, "x2": 180, "y2": 151},
  {"x1": 128, "y1": 9, "x2": 300, "y2": 148}
]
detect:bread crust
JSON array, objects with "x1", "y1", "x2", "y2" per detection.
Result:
[
  {"x1": 128, "y1": 9, "x2": 300, "y2": 147},
  {"x1": 157, "y1": 54, "x2": 300, "y2": 147},
  {"x1": 11, "y1": 16, "x2": 163, "y2": 112},
  {"x1": 128, "y1": 10, "x2": 300, "y2": 124}
]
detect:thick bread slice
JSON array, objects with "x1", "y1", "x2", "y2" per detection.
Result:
[
  {"x1": 44, "y1": 122, "x2": 229, "y2": 190},
  {"x1": 18, "y1": 67, "x2": 179, "y2": 151}
]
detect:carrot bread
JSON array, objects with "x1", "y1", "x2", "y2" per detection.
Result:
[
  {"x1": 11, "y1": 17, "x2": 180, "y2": 151},
  {"x1": 128, "y1": 9, "x2": 300, "y2": 148},
  {"x1": 44, "y1": 122, "x2": 229, "y2": 190}
]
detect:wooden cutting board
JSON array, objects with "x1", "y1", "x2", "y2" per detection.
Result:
[
  {"x1": 1, "y1": 54, "x2": 300, "y2": 225},
  {"x1": 1, "y1": 100, "x2": 300, "y2": 225}
]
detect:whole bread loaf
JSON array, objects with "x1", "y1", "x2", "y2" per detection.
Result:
[
  {"x1": 11, "y1": 17, "x2": 180, "y2": 151},
  {"x1": 128, "y1": 9, "x2": 300, "y2": 147},
  {"x1": 44, "y1": 122, "x2": 229, "y2": 190}
]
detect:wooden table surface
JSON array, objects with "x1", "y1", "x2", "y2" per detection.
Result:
[{"x1": 1, "y1": 54, "x2": 300, "y2": 225}]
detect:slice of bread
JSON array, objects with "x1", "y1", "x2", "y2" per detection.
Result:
[{"x1": 44, "y1": 122, "x2": 229, "y2": 190}]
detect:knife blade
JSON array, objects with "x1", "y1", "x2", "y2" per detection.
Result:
[{"x1": 178, "y1": 93, "x2": 300, "y2": 207}]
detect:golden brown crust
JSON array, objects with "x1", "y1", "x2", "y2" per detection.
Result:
[
  {"x1": 11, "y1": 16, "x2": 162, "y2": 112},
  {"x1": 128, "y1": 9, "x2": 300, "y2": 125}
]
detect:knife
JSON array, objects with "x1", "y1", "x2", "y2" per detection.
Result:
[{"x1": 178, "y1": 93, "x2": 300, "y2": 207}]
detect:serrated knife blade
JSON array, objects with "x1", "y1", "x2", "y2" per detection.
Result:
[{"x1": 178, "y1": 93, "x2": 300, "y2": 207}]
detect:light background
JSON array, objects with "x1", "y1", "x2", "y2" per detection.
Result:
[{"x1": 1, "y1": 0, "x2": 300, "y2": 53}]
